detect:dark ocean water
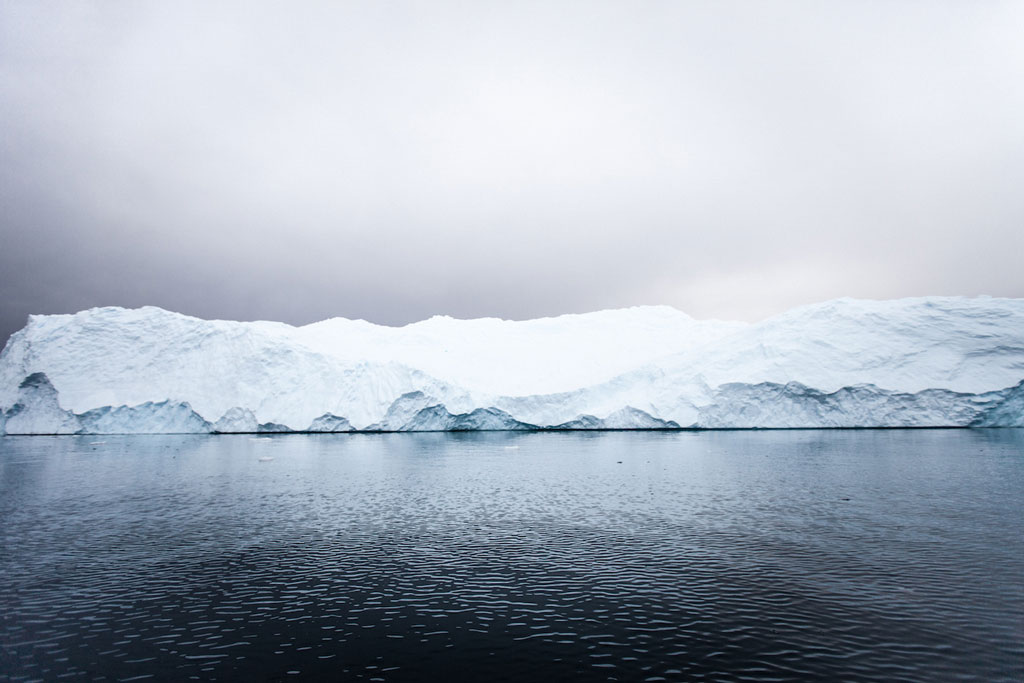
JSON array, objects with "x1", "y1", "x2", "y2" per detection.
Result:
[{"x1": 1, "y1": 430, "x2": 1022, "y2": 682}]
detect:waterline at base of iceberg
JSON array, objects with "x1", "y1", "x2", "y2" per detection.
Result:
[{"x1": 2, "y1": 372, "x2": 1022, "y2": 435}]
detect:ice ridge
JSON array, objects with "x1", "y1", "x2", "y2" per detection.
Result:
[{"x1": 1, "y1": 297, "x2": 1022, "y2": 434}]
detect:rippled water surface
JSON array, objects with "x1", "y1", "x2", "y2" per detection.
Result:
[{"x1": 1, "y1": 430, "x2": 1022, "y2": 681}]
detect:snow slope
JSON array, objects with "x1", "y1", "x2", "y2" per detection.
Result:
[{"x1": 1, "y1": 297, "x2": 1021, "y2": 434}]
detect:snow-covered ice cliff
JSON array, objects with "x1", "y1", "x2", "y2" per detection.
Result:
[{"x1": 1, "y1": 297, "x2": 1022, "y2": 434}]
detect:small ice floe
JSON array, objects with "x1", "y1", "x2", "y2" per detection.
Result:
[
  {"x1": 503, "y1": 445, "x2": 519, "y2": 450},
  {"x1": 89, "y1": 441, "x2": 107, "y2": 445},
  {"x1": 258, "y1": 457, "x2": 274, "y2": 462}
]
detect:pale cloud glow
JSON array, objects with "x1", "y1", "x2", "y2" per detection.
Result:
[{"x1": 1, "y1": 1, "x2": 1022, "y2": 341}]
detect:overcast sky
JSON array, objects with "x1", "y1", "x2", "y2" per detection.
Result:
[{"x1": 2, "y1": 1, "x2": 1022, "y2": 343}]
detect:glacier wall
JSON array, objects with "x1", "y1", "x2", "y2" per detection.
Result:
[{"x1": 1, "y1": 297, "x2": 1022, "y2": 434}]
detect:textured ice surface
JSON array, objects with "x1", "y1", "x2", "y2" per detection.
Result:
[
  {"x1": 78, "y1": 401, "x2": 211, "y2": 435},
  {"x1": 212, "y1": 407, "x2": 258, "y2": 433},
  {"x1": 306, "y1": 413, "x2": 354, "y2": 433},
  {"x1": 1, "y1": 297, "x2": 1022, "y2": 433},
  {"x1": 3, "y1": 373, "x2": 81, "y2": 435}
]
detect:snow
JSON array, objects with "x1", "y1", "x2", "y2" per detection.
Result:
[{"x1": 1, "y1": 297, "x2": 1022, "y2": 434}]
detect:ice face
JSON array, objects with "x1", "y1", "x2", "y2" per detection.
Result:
[
  {"x1": 3, "y1": 372, "x2": 81, "y2": 435},
  {"x1": 213, "y1": 407, "x2": 259, "y2": 433},
  {"x1": 1, "y1": 297, "x2": 1022, "y2": 434}
]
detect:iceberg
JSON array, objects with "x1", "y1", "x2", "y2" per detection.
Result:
[{"x1": 1, "y1": 297, "x2": 1021, "y2": 434}]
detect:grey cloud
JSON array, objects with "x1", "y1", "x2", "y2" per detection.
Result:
[{"x1": 2, "y1": 0, "x2": 1023, "y2": 343}]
